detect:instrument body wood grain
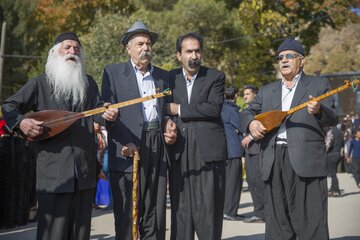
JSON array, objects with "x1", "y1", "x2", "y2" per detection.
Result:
[
  {"x1": 254, "y1": 80, "x2": 359, "y2": 132},
  {"x1": 25, "y1": 90, "x2": 172, "y2": 141}
]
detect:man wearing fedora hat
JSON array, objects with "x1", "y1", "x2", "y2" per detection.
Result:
[
  {"x1": 240, "y1": 37, "x2": 337, "y2": 239},
  {"x1": 101, "y1": 21, "x2": 176, "y2": 240},
  {"x1": 1, "y1": 32, "x2": 119, "y2": 240}
]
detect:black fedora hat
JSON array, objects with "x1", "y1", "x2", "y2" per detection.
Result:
[{"x1": 120, "y1": 21, "x2": 158, "y2": 46}]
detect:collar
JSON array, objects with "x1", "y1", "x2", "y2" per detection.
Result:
[
  {"x1": 182, "y1": 67, "x2": 199, "y2": 82},
  {"x1": 131, "y1": 60, "x2": 154, "y2": 75},
  {"x1": 281, "y1": 71, "x2": 302, "y2": 90}
]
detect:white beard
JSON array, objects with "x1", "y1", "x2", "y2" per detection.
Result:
[{"x1": 45, "y1": 44, "x2": 88, "y2": 107}]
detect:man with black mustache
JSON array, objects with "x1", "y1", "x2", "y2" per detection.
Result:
[
  {"x1": 166, "y1": 32, "x2": 227, "y2": 240},
  {"x1": 1, "y1": 32, "x2": 119, "y2": 240},
  {"x1": 101, "y1": 22, "x2": 176, "y2": 240},
  {"x1": 240, "y1": 37, "x2": 337, "y2": 239}
]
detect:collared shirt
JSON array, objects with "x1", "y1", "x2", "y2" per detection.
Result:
[
  {"x1": 178, "y1": 68, "x2": 199, "y2": 116},
  {"x1": 276, "y1": 72, "x2": 302, "y2": 142},
  {"x1": 183, "y1": 68, "x2": 198, "y2": 103},
  {"x1": 131, "y1": 61, "x2": 159, "y2": 122}
]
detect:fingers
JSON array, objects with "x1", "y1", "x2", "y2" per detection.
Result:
[
  {"x1": 164, "y1": 132, "x2": 177, "y2": 145},
  {"x1": 19, "y1": 118, "x2": 44, "y2": 138},
  {"x1": 249, "y1": 120, "x2": 266, "y2": 139},
  {"x1": 307, "y1": 95, "x2": 320, "y2": 114},
  {"x1": 102, "y1": 103, "x2": 119, "y2": 121},
  {"x1": 121, "y1": 143, "x2": 138, "y2": 157}
]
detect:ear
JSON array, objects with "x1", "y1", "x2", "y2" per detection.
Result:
[
  {"x1": 176, "y1": 52, "x2": 182, "y2": 62},
  {"x1": 126, "y1": 45, "x2": 131, "y2": 55},
  {"x1": 300, "y1": 57, "x2": 305, "y2": 68}
]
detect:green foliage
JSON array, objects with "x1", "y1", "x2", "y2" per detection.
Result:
[{"x1": 0, "y1": 0, "x2": 359, "y2": 102}]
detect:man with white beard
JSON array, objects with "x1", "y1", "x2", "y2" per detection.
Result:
[{"x1": 1, "y1": 32, "x2": 119, "y2": 240}]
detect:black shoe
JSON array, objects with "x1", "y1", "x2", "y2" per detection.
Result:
[
  {"x1": 243, "y1": 215, "x2": 264, "y2": 223},
  {"x1": 223, "y1": 214, "x2": 245, "y2": 221}
]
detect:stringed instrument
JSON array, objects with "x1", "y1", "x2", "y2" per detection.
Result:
[
  {"x1": 25, "y1": 89, "x2": 172, "y2": 141},
  {"x1": 255, "y1": 79, "x2": 359, "y2": 132}
]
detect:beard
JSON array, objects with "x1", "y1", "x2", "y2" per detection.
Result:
[{"x1": 45, "y1": 44, "x2": 88, "y2": 107}]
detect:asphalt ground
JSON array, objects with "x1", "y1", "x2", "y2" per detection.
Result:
[{"x1": 1, "y1": 173, "x2": 359, "y2": 240}]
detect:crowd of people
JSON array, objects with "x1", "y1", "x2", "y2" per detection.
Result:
[{"x1": 0, "y1": 21, "x2": 359, "y2": 240}]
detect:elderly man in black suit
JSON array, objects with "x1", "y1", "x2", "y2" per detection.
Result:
[
  {"x1": 101, "y1": 21, "x2": 176, "y2": 240},
  {"x1": 240, "y1": 37, "x2": 337, "y2": 240},
  {"x1": 2, "y1": 32, "x2": 119, "y2": 240},
  {"x1": 166, "y1": 32, "x2": 227, "y2": 240}
]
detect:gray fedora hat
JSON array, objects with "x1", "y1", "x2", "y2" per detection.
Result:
[{"x1": 120, "y1": 21, "x2": 158, "y2": 46}]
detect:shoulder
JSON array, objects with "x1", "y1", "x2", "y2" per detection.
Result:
[
  {"x1": 200, "y1": 66, "x2": 224, "y2": 77},
  {"x1": 260, "y1": 79, "x2": 281, "y2": 92},
  {"x1": 104, "y1": 62, "x2": 127, "y2": 72},
  {"x1": 153, "y1": 66, "x2": 171, "y2": 77},
  {"x1": 302, "y1": 73, "x2": 328, "y2": 86},
  {"x1": 169, "y1": 68, "x2": 182, "y2": 77}
]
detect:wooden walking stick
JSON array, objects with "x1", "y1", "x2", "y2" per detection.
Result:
[
  {"x1": 255, "y1": 79, "x2": 359, "y2": 132},
  {"x1": 25, "y1": 89, "x2": 172, "y2": 141},
  {"x1": 132, "y1": 150, "x2": 140, "y2": 240}
]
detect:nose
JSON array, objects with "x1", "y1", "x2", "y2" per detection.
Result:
[{"x1": 67, "y1": 46, "x2": 77, "y2": 55}]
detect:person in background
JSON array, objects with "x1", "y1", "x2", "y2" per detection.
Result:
[
  {"x1": 325, "y1": 125, "x2": 344, "y2": 197},
  {"x1": 221, "y1": 86, "x2": 244, "y2": 221},
  {"x1": 241, "y1": 84, "x2": 265, "y2": 223},
  {"x1": 166, "y1": 32, "x2": 227, "y2": 240},
  {"x1": 240, "y1": 37, "x2": 337, "y2": 239},
  {"x1": 1, "y1": 32, "x2": 118, "y2": 240},
  {"x1": 101, "y1": 21, "x2": 176, "y2": 240},
  {"x1": 348, "y1": 129, "x2": 360, "y2": 188}
]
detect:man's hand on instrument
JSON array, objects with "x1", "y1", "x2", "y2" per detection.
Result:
[
  {"x1": 19, "y1": 118, "x2": 43, "y2": 140},
  {"x1": 249, "y1": 120, "x2": 266, "y2": 140},
  {"x1": 102, "y1": 102, "x2": 119, "y2": 121},
  {"x1": 165, "y1": 103, "x2": 179, "y2": 116},
  {"x1": 307, "y1": 95, "x2": 321, "y2": 115},
  {"x1": 164, "y1": 118, "x2": 177, "y2": 145},
  {"x1": 121, "y1": 143, "x2": 138, "y2": 158},
  {"x1": 241, "y1": 135, "x2": 252, "y2": 149}
]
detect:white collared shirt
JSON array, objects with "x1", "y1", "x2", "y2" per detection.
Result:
[
  {"x1": 277, "y1": 72, "x2": 302, "y2": 141},
  {"x1": 178, "y1": 68, "x2": 199, "y2": 116},
  {"x1": 182, "y1": 68, "x2": 198, "y2": 103},
  {"x1": 131, "y1": 61, "x2": 159, "y2": 122}
]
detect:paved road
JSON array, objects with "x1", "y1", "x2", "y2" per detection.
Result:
[{"x1": 1, "y1": 173, "x2": 360, "y2": 240}]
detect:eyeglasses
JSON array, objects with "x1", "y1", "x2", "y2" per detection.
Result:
[{"x1": 275, "y1": 53, "x2": 302, "y2": 62}]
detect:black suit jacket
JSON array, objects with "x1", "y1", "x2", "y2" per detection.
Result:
[
  {"x1": 170, "y1": 66, "x2": 227, "y2": 162},
  {"x1": 1, "y1": 74, "x2": 102, "y2": 192},
  {"x1": 240, "y1": 73, "x2": 337, "y2": 180},
  {"x1": 101, "y1": 60, "x2": 172, "y2": 172}
]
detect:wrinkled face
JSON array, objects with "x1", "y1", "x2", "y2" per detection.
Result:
[
  {"x1": 126, "y1": 33, "x2": 152, "y2": 67},
  {"x1": 243, "y1": 89, "x2": 256, "y2": 104},
  {"x1": 277, "y1": 50, "x2": 305, "y2": 81},
  {"x1": 177, "y1": 37, "x2": 202, "y2": 77},
  {"x1": 58, "y1": 40, "x2": 81, "y2": 61}
]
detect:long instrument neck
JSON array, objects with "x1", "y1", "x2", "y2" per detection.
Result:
[
  {"x1": 286, "y1": 81, "x2": 352, "y2": 115},
  {"x1": 82, "y1": 90, "x2": 170, "y2": 117}
]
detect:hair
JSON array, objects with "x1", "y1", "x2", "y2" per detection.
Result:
[
  {"x1": 225, "y1": 86, "x2": 238, "y2": 100},
  {"x1": 243, "y1": 84, "x2": 258, "y2": 94},
  {"x1": 176, "y1": 32, "x2": 203, "y2": 53}
]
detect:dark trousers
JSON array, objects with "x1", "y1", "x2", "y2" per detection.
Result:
[
  {"x1": 138, "y1": 129, "x2": 167, "y2": 240},
  {"x1": 327, "y1": 153, "x2": 341, "y2": 192},
  {"x1": 36, "y1": 188, "x2": 94, "y2": 240},
  {"x1": 110, "y1": 171, "x2": 133, "y2": 240},
  {"x1": 223, "y1": 157, "x2": 242, "y2": 216},
  {"x1": 265, "y1": 145, "x2": 329, "y2": 240},
  {"x1": 169, "y1": 129, "x2": 225, "y2": 240},
  {"x1": 245, "y1": 153, "x2": 265, "y2": 218},
  {"x1": 110, "y1": 129, "x2": 167, "y2": 240},
  {"x1": 351, "y1": 157, "x2": 360, "y2": 185}
]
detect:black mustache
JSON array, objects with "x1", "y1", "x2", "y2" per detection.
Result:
[{"x1": 188, "y1": 59, "x2": 201, "y2": 68}]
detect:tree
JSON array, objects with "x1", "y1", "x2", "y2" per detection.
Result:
[{"x1": 304, "y1": 22, "x2": 360, "y2": 74}]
